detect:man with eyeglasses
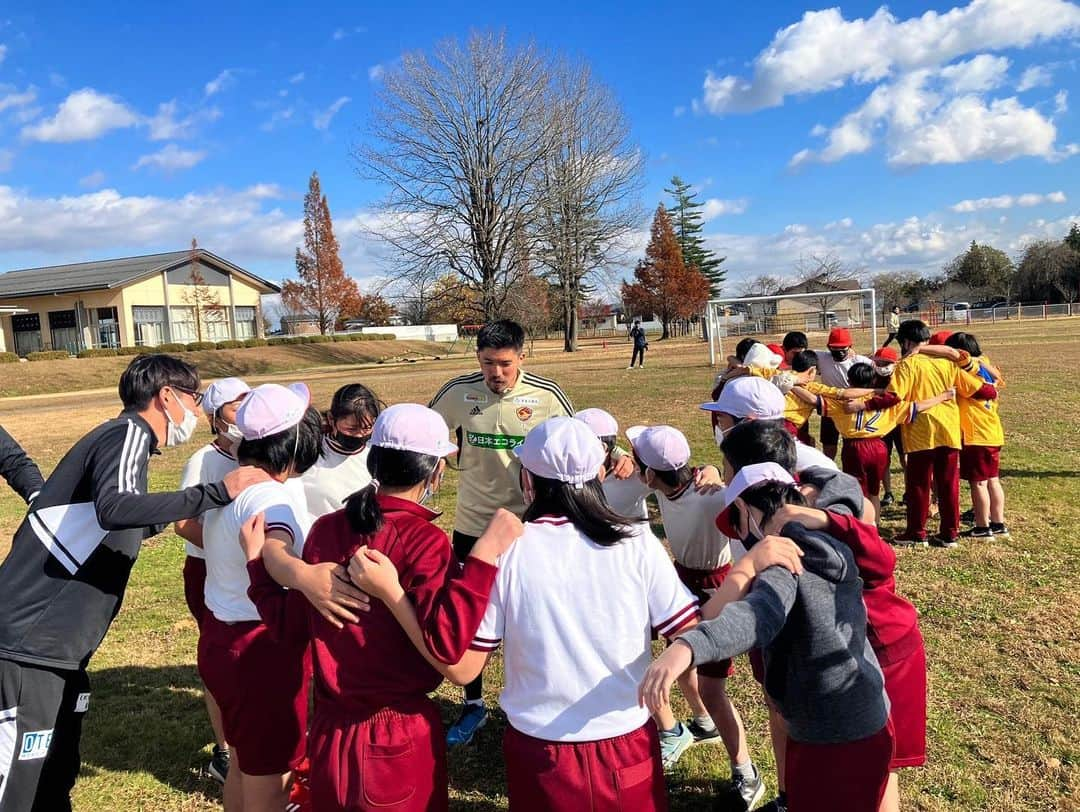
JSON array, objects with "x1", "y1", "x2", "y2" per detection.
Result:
[{"x1": 0, "y1": 354, "x2": 266, "y2": 812}]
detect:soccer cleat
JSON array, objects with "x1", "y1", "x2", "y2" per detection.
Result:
[
  {"x1": 446, "y1": 703, "x2": 488, "y2": 747},
  {"x1": 208, "y1": 745, "x2": 230, "y2": 784},
  {"x1": 880, "y1": 492, "x2": 895, "y2": 507},
  {"x1": 990, "y1": 522, "x2": 1010, "y2": 538},
  {"x1": 963, "y1": 526, "x2": 992, "y2": 539},
  {"x1": 685, "y1": 717, "x2": 721, "y2": 744},
  {"x1": 659, "y1": 722, "x2": 694, "y2": 771},
  {"x1": 730, "y1": 766, "x2": 766, "y2": 810},
  {"x1": 930, "y1": 534, "x2": 959, "y2": 548},
  {"x1": 890, "y1": 532, "x2": 928, "y2": 547}
]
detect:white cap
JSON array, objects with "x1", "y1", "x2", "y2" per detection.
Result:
[
  {"x1": 371, "y1": 403, "x2": 457, "y2": 457},
  {"x1": 721, "y1": 462, "x2": 796, "y2": 512},
  {"x1": 513, "y1": 416, "x2": 605, "y2": 487},
  {"x1": 574, "y1": 408, "x2": 619, "y2": 438},
  {"x1": 236, "y1": 383, "x2": 310, "y2": 440},
  {"x1": 700, "y1": 376, "x2": 785, "y2": 420},
  {"x1": 743, "y1": 343, "x2": 783, "y2": 369},
  {"x1": 626, "y1": 425, "x2": 691, "y2": 472},
  {"x1": 202, "y1": 377, "x2": 250, "y2": 416}
]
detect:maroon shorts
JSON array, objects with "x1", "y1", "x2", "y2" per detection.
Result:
[
  {"x1": 797, "y1": 422, "x2": 816, "y2": 448},
  {"x1": 960, "y1": 445, "x2": 1000, "y2": 482},
  {"x1": 841, "y1": 436, "x2": 888, "y2": 498},
  {"x1": 673, "y1": 561, "x2": 735, "y2": 679},
  {"x1": 504, "y1": 722, "x2": 668, "y2": 811},
  {"x1": 820, "y1": 415, "x2": 840, "y2": 447},
  {"x1": 786, "y1": 722, "x2": 893, "y2": 811},
  {"x1": 308, "y1": 697, "x2": 447, "y2": 812},
  {"x1": 197, "y1": 615, "x2": 309, "y2": 776},
  {"x1": 881, "y1": 635, "x2": 928, "y2": 770},
  {"x1": 182, "y1": 556, "x2": 207, "y2": 628}
]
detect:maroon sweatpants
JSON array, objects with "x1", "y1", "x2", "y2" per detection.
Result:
[
  {"x1": 786, "y1": 723, "x2": 893, "y2": 811},
  {"x1": 841, "y1": 437, "x2": 888, "y2": 499},
  {"x1": 503, "y1": 722, "x2": 668, "y2": 811},
  {"x1": 903, "y1": 447, "x2": 960, "y2": 541},
  {"x1": 308, "y1": 697, "x2": 447, "y2": 812}
]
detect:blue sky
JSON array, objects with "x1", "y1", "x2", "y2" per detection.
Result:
[{"x1": 0, "y1": 0, "x2": 1078, "y2": 295}]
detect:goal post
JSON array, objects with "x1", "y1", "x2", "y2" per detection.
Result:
[{"x1": 705, "y1": 288, "x2": 878, "y2": 366}]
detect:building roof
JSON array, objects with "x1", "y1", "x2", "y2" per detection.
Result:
[
  {"x1": 776, "y1": 275, "x2": 862, "y2": 296},
  {"x1": 0, "y1": 249, "x2": 281, "y2": 299}
]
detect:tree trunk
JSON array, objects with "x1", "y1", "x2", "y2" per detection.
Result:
[
  {"x1": 661, "y1": 317, "x2": 670, "y2": 340},
  {"x1": 563, "y1": 301, "x2": 578, "y2": 352}
]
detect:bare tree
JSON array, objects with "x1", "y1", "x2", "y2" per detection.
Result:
[
  {"x1": 534, "y1": 60, "x2": 643, "y2": 351},
  {"x1": 355, "y1": 32, "x2": 557, "y2": 321},
  {"x1": 183, "y1": 238, "x2": 225, "y2": 342},
  {"x1": 738, "y1": 274, "x2": 784, "y2": 297},
  {"x1": 792, "y1": 253, "x2": 862, "y2": 319}
]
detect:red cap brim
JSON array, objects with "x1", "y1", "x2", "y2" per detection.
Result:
[{"x1": 715, "y1": 506, "x2": 739, "y2": 539}]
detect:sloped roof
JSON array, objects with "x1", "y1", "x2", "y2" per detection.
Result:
[
  {"x1": 776, "y1": 275, "x2": 862, "y2": 296},
  {"x1": 0, "y1": 250, "x2": 281, "y2": 299}
]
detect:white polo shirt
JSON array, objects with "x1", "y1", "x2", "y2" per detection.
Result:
[
  {"x1": 601, "y1": 474, "x2": 651, "y2": 520},
  {"x1": 179, "y1": 442, "x2": 239, "y2": 559},
  {"x1": 300, "y1": 436, "x2": 372, "y2": 518},
  {"x1": 795, "y1": 443, "x2": 839, "y2": 473},
  {"x1": 471, "y1": 517, "x2": 698, "y2": 742},
  {"x1": 655, "y1": 484, "x2": 736, "y2": 571},
  {"x1": 814, "y1": 350, "x2": 873, "y2": 390},
  {"x1": 203, "y1": 479, "x2": 310, "y2": 623}
]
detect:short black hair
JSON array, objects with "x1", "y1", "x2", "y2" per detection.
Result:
[
  {"x1": 790, "y1": 349, "x2": 819, "y2": 373},
  {"x1": 329, "y1": 383, "x2": 385, "y2": 425},
  {"x1": 892, "y1": 305, "x2": 901, "y2": 312},
  {"x1": 847, "y1": 362, "x2": 875, "y2": 388},
  {"x1": 523, "y1": 474, "x2": 635, "y2": 546},
  {"x1": 345, "y1": 445, "x2": 441, "y2": 535},
  {"x1": 118, "y1": 354, "x2": 200, "y2": 411},
  {"x1": 733, "y1": 480, "x2": 808, "y2": 540},
  {"x1": 477, "y1": 319, "x2": 525, "y2": 353},
  {"x1": 897, "y1": 319, "x2": 930, "y2": 345},
  {"x1": 720, "y1": 420, "x2": 797, "y2": 475},
  {"x1": 782, "y1": 331, "x2": 808, "y2": 352},
  {"x1": 945, "y1": 331, "x2": 981, "y2": 356},
  {"x1": 734, "y1": 338, "x2": 759, "y2": 362},
  {"x1": 649, "y1": 462, "x2": 695, "y2": 491},
  {"x1": 237, "y1": 406, "x2": 323, "y2": 477}
]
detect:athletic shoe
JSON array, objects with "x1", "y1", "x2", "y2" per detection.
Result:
[
  {"x1": 930, "y1": 534, "x2": 959, "y2": 548},
  {"x1": 627, "y1": 365, "x2": 634, "y2": 369},
  {"x1": 208, "y1": 745, "x2": 230, "y2": 784},
  {"x1": 963, "y1": 526, "x2": 993, "y2": 539},
  {"x1": 446, "y1": 703, "x2": 488, "y2": 747},
  {"x1": 757, "y1": 796, "x2": 788, "y2": 812},
  {"x1": 730, "y1": 767, "x2": 766, "y2": 809},
  {"x1": 685, "y1": 717, "x2": 721, "y2": 744},
  {"x1": 890, "y1": 532, "x2": 928, "y2": 547},
  {"x1": 881, "y1": 492, "x2": 895, "y2": 507},
  {"x1": 990, "y1": 522, "x2": 1010, "y2": 538},
  {"x1": 961, "y1": 508, "x2": 975, "y2": 523},
  {"x1": 659, "y1": 723, "x2": 694, "y2": 771}
]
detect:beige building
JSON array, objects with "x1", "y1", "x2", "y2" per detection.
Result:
[
  {"x1": 751, "y1": 276, "x2": 867, "y2": 332},
  {"x1": 0, "y1": 250, "x2": 280, "y2": 355}
]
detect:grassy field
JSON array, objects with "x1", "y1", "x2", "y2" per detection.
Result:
[{"x1": 0, "y1": 320, "x2": 1076, "y2": 811}]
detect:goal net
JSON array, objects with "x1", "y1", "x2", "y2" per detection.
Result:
[{"x1": 704, "y1": 288, "x2": 878, "y2": 366}]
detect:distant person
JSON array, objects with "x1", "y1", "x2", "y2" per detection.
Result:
[
  {"x1": 0, "y1": 424, "x2": 44, "y2": 504},
  {"x1": 883, "y1": 306, "x2": 902, "y2": 348},
  {"x1": 628, "y1": 320, "x2": 648, "y2": 368},
  {"x1": 0, "y1": 354, "x2": 264, "y2": 812}
]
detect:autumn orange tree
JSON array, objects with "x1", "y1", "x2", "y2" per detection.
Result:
[
  {"x1": 282, "y1": 171, "x2": 363, "y2": 334},
  {"x1": 621, "y1": 204, "x2": 710, "y2": 339}
]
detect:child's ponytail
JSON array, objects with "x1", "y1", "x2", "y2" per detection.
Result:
[
  {"x1": 343, "y1": 444, "x2": 440, "y2": 536},
  {"x1": 345, "y1": 481, "x2": 384, "y2": 535}
]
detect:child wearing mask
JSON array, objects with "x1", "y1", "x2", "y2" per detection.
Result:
[{"x1": 871, "y1": 348, "x2": 904, "y2": 506}]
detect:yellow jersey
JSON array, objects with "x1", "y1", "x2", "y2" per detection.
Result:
[
  {"x1": 430, "y1": 369, "x2": 573, "y2": 536},
  {"x1": 957, "y1": 353, "x2": 1005, "y2": 448},
  {"x1": 784, "y1": 382, "x2": 846, "y2": 429},
  {"x1": 821, "y1": 395, "x2": 915, "y2": 439},
  {"x1": 888, "y1": 353, "x2": 988, "y2": 453}
]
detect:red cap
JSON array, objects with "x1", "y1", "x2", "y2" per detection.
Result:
[
  {"x1": 716, "y1": 507, "x2": 738, "y2": 539},
  {"x1": 766, "y1": 343, "x2": 790, "y2": 369},
  {"x1": 929, "y1": 330, "x2": 952, "y2": 346},
  {"x1": 827, "y1": 327, "x2": 852, "y2": 348},
  {"x1": 873, "y1": 347, "x2": 898, "y2": 363}
]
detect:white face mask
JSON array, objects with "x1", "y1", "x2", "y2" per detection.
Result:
[
  {"x1": 223, "y1": 423, "x2": 244, "y2": 444},
  {"x1": 166, "y1": 397, "x2": 199, "y2": 447},
  {"x1": 714, "y1": 424, "x2": 736, "y2": 448}
]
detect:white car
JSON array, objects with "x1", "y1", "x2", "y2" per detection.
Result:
[{"x1": 945, "y1": 302, "x2": 970, "y2": 322}]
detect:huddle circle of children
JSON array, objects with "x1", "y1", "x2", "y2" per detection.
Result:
[{"x1": 0, "y1": 317, "x2": 1006, "y2": 812}]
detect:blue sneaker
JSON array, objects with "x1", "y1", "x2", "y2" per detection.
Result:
[
  {"x1": 447, "y1": 703, "x2": 488, "y2": 747},
  {"x1": 659, "y1": 722, "x2": 694, "y2": 771}
]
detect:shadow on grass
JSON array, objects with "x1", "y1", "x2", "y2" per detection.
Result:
[
  {"x1": 998, "y1": 468, "x2": 1079, "y2": 478},
  {"x1": 80, "y1": 664, "x2": 220, "y2": 803}
]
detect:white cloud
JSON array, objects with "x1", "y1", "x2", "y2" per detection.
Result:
[
  {"x1": 673, "y1": 105, "x2": 687, "y2": 117},
  {"x1": 1054, "y1": 89, "x2": 1068, "y2": 114},
  {"x1": 133, "y1": 143, "x2": 207, "y2": 172},
  {"x1": 699, "y1": 0, "x2": 1080, "y2": 115},
  {"x1": 146, "y1": 100, "x2": 221, "y2": 140},
  {"x1": 825, "y1": 217, "x2": 854, "y2": 229},
  {"x1": 701, "y1": 198, "x2": 749, "y2": 220},
  {"x1": 0, "y1": 149, "x2": 12, "y2": 172},
  {"x1": 289, "y1": 72, "x2": 305, "y2": 84},
  {"x1": 204, "y1": 69, "x2": 237, "y2": 97},
  {"x1": 810, "y1": 123, "x2": 827, "y2": 136},
  {"x1": 21, "y1": 88, "x2": 139, "y2": 142},
  {"x1": 332, "y1": 26, "x2": 366, "y2": 41},
  {"x1": 260, "y1": 107, "x2": 295, "y2": 132},
  {"x1": 939, "y1": 54, "x2": 1010, "y2": 92},
  {"x1": 951, "y1": 190, "x2": 1067, "y2": 211},
  {"x1": 313, "y1": 96, "x2": 350, "y2": 130},
  {"x1": 0, "y1": 86, "x2": 36, "y2": 114},
  {"x1": 1017, "y1": 64, "x2": 1052, "y2": 91},
  {"x1": 79, "y1": 170, "x2": 106, "y2": 188},
  {"x1": 333, "y1": 28, "x2": 348, "y2": 41},
  {"x1": 368, "y1": 64, "x2": 385, "y2": 82}
]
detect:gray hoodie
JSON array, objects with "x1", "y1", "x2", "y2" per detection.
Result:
[{"x1": 678, "y1": 520, "x2": 889, "y2": 744}]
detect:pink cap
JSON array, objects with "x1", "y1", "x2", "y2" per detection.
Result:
[
  {"x1": 574, "y1": 408, "x2": 619, "y2": 438},
  {"x1": 514, "y1": 416, "x2": 605, "y2": 487},
  {"x1": 235, "y1": 383, "x2": 310, "y2": 440},
  {"x1": 716, "y1": 462, "x2": 796, "y2": 536},
  {"x1": 202, "y1": 377, "x2": 250, "y2": 416},
  {"x1": 371, "y1": 403, "x2": 457, "y2": 457},
  {"x1": 700, "y1": 376, "x2": 785, "y2": 420},
  {"x1": 626, "y1": 425, "x2": 691, "y2": 472}
]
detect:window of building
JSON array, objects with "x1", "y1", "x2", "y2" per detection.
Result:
[
  {"x1": 170, "y1": 306, "x2": 197, "y2": 343},
  {"x1": 133, "y1": 306, "x2": 166, "y2": 346},
  {"x1": 235, "y1": 306, "x2": 257, "y2": 339},
  {"x1": 48, "y1": 310, "x2": 80, "y2": 354},
  {"x1": 204, "y1": 306, "x2": 231, "y2": 341},
  {"x1": 12, "y1": 313, "x2": 42, "y2": 356},
  {"x1": 94, "y1": 307, "x2": 120, "y2": 349}
]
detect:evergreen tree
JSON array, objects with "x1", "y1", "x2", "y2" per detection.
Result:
[
  {"x1": 665, "y1": 175, "x2": 725, "y2": 296},
  {"x1": 1065, "y1": 222, "x2": 1080, "y2": 253}
]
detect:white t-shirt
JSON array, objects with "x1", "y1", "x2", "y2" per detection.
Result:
[
  {"x1": 601, "y1": 474, "x2": 650, "y2": 520},
  {"x1": 795, "y1": 443, "x2": 840, "y2": 473},
  {"x1": 472, "y1": 517, "x2": 697, "y2": 742},
  {"x1": 815, "y1": 350, "x2": 873, "y2": 390},
  {"x1": 203, "y1": 479, "x2": 311, "y2": 623},
  {"x1": 655, "y1": 485, "x2": 736, "y2": 571},
  {"x1": 179, "y1": 443, "x2": 239, "y2": 559},
  {"x1": 300, "y1": 437, "x2": 372, "y2": 518}
]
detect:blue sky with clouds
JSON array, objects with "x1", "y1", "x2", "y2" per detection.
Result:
[{"x1": 0, "y1": 0, "x2": 1077, "y2": 293}]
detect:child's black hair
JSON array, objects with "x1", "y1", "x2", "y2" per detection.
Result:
[
  {"x1": 734, "y1": 338, "x2": 759, "y2": 362},
  {"x1": 846, "y1": 362, "x2": 876, "y2": 388},
  {"x1": 720, "y1": 420, "x2": 797, "y2": 475},
  {"x1": 118, "y1": 354, "x2": 200, "y2": 411},
  {"x1": 329, "y1": 383, "x2": 385, "y2": 427},
  {"x1": 237, "y1": 406, "x2": 324, "y2": 477},
  {"x1": 729, "y1": 480, "x2": 808, "y2": 541},
  {"x1": 944, "y1": 331, "x2": 981, "y2": 357},
  {"x1": 522, "y1": 473, "x2": 636, "y2": 547},
  {"x1": 790, "y1": 350, "x2": 819, "y2": 373},
  {"x1": 782, "y1": 331, "x2": 809, "y2": 352},
  {"x1": 897, "y1": 319, "x2": 930, "y2": 345},
  {"x1": 476, "y1": 320, "x2": 526, "y2": 353},
  {"x1": 648, "y1": 462, "x2": 695, "y2": 491},
  {"x1": 344, "y1": 445, "x2": 441, "y2": 535}
]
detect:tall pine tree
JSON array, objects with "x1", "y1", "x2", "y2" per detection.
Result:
[{"x1": 665, "y1": 176, "x2": 725, "y2": 297}]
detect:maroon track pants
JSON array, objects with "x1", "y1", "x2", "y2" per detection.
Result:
[{"x1": 904, "y1": 447, "x2": 960, "y2": 540}]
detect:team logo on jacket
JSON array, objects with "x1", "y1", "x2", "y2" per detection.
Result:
[
  {"x1": 464, "y1": 393, "x2": 487, "y2": 403},
  {"x1": 19, "y1": 730, "x2": 53, "y2": 760},
  {"x1": 469, "y1": 405, "x2": 482, "y2": 416},
  {"x1": 516, "y1": 406, "x2": 534, "y2": 422}
]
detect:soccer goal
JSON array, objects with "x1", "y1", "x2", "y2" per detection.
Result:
[{"x1": 705, "y1": 288, "x2": 878, "y2": 366}]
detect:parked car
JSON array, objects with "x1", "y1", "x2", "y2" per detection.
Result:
[{"x1": 944, "y1": 301, "x2": 971, "y2": 322}]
